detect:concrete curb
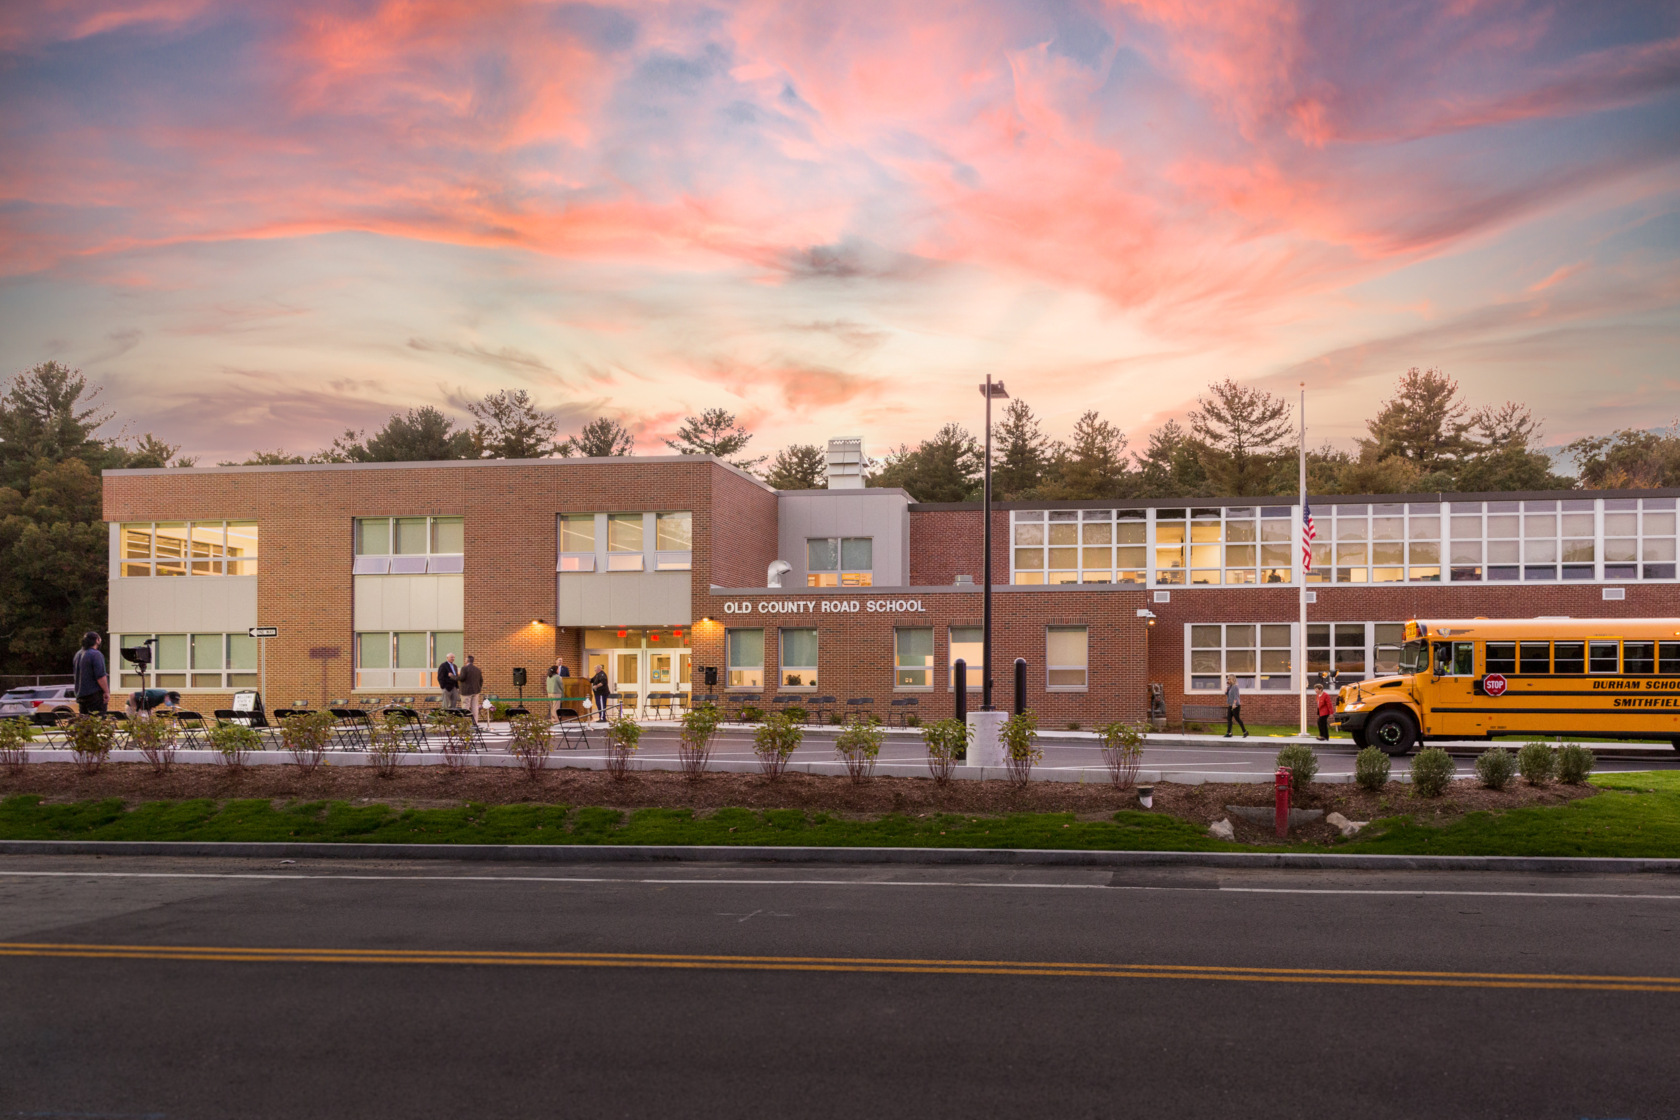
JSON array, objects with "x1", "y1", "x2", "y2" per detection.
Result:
[{"x1": 3, "y1": 839, "x2": 1679, "y2": 874}]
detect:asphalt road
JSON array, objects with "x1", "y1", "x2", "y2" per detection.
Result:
[{"x1": 5, "y1": 855, "x2": 1680, "y2": 1118}]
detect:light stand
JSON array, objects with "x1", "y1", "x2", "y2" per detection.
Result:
[{"x1": 979, "y1": 376, "x2": 1008, "y2": 711}]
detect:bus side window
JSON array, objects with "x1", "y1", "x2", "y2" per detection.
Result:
[
  {"x1": 1452, "y1": 642, "x2": 1474, "y2": 676},
  {"x1": 1588, "y1": 641, "x2": 1619, "y2": 674},
  {"x1": 1485, "y1": 642, "x2": 1516, "y2": 675},
  {"x1": 1661, "y1": 642, "x2": 1680, "y2": 675},
  {"x1": 1519, "y1": 642, "x2": 1550, "y2": 675},
  {"x1": 1554, "y1": 641, "x2": 1585, "y2": 674},
  {"x1": 1624, "y1": 641, "x2": 1655, "y2": 675},
  {"x1": 1432, "y1": 643, "x2": 1452, "y2": 676}
]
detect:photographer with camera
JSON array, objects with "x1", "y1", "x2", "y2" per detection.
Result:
[{"x1": 72, "y1": 632, "x2": 110, "y2": 714}]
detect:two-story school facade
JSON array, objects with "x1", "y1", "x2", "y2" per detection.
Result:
[{"x1": 101, "y1": 453, "x2": 1680, "y2": 726}]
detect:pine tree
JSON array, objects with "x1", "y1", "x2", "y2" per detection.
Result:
[
  {"x1": 991, "y1": 399, "x2": 1050, "y2": 499},
  {"x1": 867, "y1": 424, "x2": 981, "y2": 502},
  {"x1": 1042, "y1": 410, "x2": 1130, "y2": 499},
  {"x1": 320, "y1": 407, "x2": 474, "y2": 462},
  {"x1": 1189, "y1": 379, "x2": 1292, "y2": 495},
  {"x1": 468, "y1": 389, "x2": 560, "y2": 459},
  {"x1": 1133, "y1": 420, "x2": 1210, "y2": 498},
  {"x1": 764, "y1": 444, "x2": 828, "y2": 490},
  {"x1": 1362, "y1": 367, "x2": 1474, "y2": 473},
  {"x1": 563, "y1": 417, "x2": 635, "y2": 457},
  {"x1": 664, "y1": 407, "x2": 765, "y2": 470}
]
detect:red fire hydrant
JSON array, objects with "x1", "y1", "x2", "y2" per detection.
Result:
[{"x1": 1275, "y1": 767, "x2": 1292, "y2": 838}]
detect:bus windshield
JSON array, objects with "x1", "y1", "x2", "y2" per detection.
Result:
[{"x1": 1398, "y1": 640, "x2": 1426, "y2": 675}]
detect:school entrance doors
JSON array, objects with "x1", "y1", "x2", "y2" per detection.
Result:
[{"x1": 582, "y1": 628, "x2": 691, "y2": 718}]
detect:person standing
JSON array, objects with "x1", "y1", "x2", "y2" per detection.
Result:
[
  {"x1": 1315, "y1": 685, "x2": 1335, "y2": 741},
  {"x1": 458, "y1": 654, "x2": 484, "y2": 725},
  {"x1": 1223, "y1": 674, "x2": 1249, "y2": 738},
  {"x1": 589, "y1": 664, "x2": 609, "y2": 723},
  {"x1": 437, "y1": 652, "x2": 461, "y2": 709},
  {"x1": 72, "y1": 632, "x2": 109, "y2": 715}
]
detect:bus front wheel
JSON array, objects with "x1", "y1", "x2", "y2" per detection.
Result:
[{"x1": 1366, "y1": 710, "x2": 1417, "y2": 757}]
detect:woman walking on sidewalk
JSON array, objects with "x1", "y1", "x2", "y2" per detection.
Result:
[
  {"x1": 1315, "y1": 685, "x2": 1335, "y2": 741},
  {"x1": 1223, "y1": 674, "x2": 1249, "y2": 738}
]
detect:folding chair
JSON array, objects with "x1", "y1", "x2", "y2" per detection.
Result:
[
  {"x1": 811, "y1": 696, "x2": 837, "y2": 725},
  {"x1": 553, "y1": 709, "x2": 594, "y2": 751},
  {"x1": 328, "y1": 706, "x2": 373, "y2": 750},
  {"x1": 646, "y1": 691, "x2": 677, "y2": 720},
  {"x1": 170, "y1": 710, "x2": 210, "y2": 750},
  {"x1": 844, "y1": 698, "x2": 875, "y2": 721},
  {"x1": 889, "y1": 697, "x2": 920, "y2": 726},
  {"x1": 379, "y1": 706, "x2": 427, "y2": 750}
]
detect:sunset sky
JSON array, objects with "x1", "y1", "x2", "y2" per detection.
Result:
[{"x1": 1, "y1": 1, "x2": 1677, "y2": 465}]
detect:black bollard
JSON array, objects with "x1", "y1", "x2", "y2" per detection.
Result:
[
  {"x1": 954, "y1": 659, "x2": 968, "y2": 723},
  {"x1": 1013, "y1": 658, "x2": 1027, "y2": 716}
]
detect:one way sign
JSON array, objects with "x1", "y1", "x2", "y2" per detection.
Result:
[{"x1": 248, "y1": 626, "x2": 279, "y2": 638}]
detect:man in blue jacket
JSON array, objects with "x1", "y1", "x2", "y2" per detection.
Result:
[{"x1": 72, "y1": 632, "x2": 109, "y2": 714}]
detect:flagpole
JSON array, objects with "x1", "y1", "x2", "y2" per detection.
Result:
[{"x1": 1298, "y1": 382, "x2": 1309, "y2": 738}]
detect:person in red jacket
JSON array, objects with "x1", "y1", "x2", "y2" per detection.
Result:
[{"x1": 1315, "y1": 685, "x2": 1336, "y2": 741}]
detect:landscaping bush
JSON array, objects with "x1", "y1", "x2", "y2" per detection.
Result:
[
  {"x1": 65, "y1": 715, "x2": 118, "y2": 775},
  {"x1": 1410, "y1": 747, "x2": 1455, "y2": 798},
  {"x1": 1557, "y1": 743, "x2": 1595, "y2": 785},
  {"x1": 1475, "y1": 747, "x2": 1517, "y2": 791},
  {"x1": 208, "y1": 722, "x2": 261, "y2": 772},
  {"x1": 366, "y1": 713, "x2": 415, "y2": 778},
  {"x1": 605, "y1": 716, "x2": 642, "y2": 781},
  {"x1": 738, "y1": 705, "x2": 764, "y2": 724},
  {"x1": 834, "y1": 715, "x2": 884, "y2": 784},
  {"x1": 0, "y1": 717, "x2": 33, "y2": 776},
  {"x1": 1275, "y1": 743, "x2": 1319, "y2": 792},
  {"x1": 280, "y1": 710, "x2": 337, "y2": 775},
  {"x1": 427, "y1": 710, "x2": 476, "y2": 773},
  {"x1": 505, "y1": 713, "x2": 553, "y2": 779},
  {"x1": 1097, "y1": 721, "x2": 1144, "y2": 788},
  {"x1": 904, "y1": 713, "x2": 921, "y2": 728},
  {"x1": 782, "y1": 705, "x2": 809, "y2": 725},
  {"x1": 922, "y1": 718, "x2": 969, "y2": 785},
  {"x1": 1066, "y1": 722, "x2": 1081, "y2": 732},
  {"x1": 126, "y1": 715, "x2": 179, "y2": 775},
  {"x1": 1518, "y1": 741, "x2": 1556, "y2": 786},
  {"x1": 1353, "y1": 746, "x2": 1390, "y2": 792},
  {"x1": 753, "y1": 713, "x2": 803, "y2": 779},
  {"x1": 677, "y1": 703, "x2": 721, "y2": 779},
  {"x1": 1001, "y1": 711, "x2": 1041, "y2": 788}
]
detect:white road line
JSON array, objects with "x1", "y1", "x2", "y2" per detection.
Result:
[{"x1": 3, "y1": 869, "x2": 1680, "y2": 901}]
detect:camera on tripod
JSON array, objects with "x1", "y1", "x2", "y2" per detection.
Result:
[{"x1": 120, "y1": 638, "x2": 157, "y2": 669}]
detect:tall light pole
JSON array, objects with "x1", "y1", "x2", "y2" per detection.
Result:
[{"x1": 979, "y1": 376, "x2": 1009, "y2": 711}]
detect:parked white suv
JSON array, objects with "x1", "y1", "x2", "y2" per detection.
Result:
[{"x1": 0, "y1": 685, "x2": 78, "y2": 723}]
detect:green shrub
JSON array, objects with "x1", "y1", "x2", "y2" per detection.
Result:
[
  {"x1": 209, "y1": 722, "x2": 261, "y2": 771},
  {"x1": 1410, "y1": 748, "x2": 1455, "y2": 797},
  {"x1": 66, "y1": 715, "x2": 118, "y2": 775},
  {"x1": 738, "y1": 705, "x2": 764, "y2": 724},
  {"x1": 904, "y1": 713, "x2": 921, "y2": 728},
  {"x1": 605, "y1": 716, "x2": 642, "y2": 780},
  {"x1": 834, "y1": 715, "x2": 885, "y2": 783},
  {"x1": 1474, "y1": 747, "x2": 1517, "y2": 791},
  {"x1": 678, "y1": 703, "x2": 721, "y2": 779},
  {"x1": 1066, "y1": 722, "x2": 1081, "y2": 732},
  {"x1": 1001, "y1": 711, "x2": 1041, "y2": 787},
  {"x1": 922, "y1": 718, "x2": 970, "y2": 784},
  {"x1": 0, "y1": 717, "x2": 34, "y2": 775},
  {"x1": 505, "y1": 712, "x2": 553, "y2": 779},
  {"x1": 1517, "y1": 741, "x2": 1556, "y2": 786},
  {"x1": 782, "y1": 705, "x2": 809, "y2": 725},
  {"x1": 127, "y1": 715, "x2": 179, "y2": 775},
  {"x1": 1275, "y1": 743, "x2": 1319, "y2": 791},
  {"x1": 426, "y1": 710, "x2": 476, "y2": 772},
  {"x1": 1353, "y1": 746, "x2": 1390, "y2": 792},
  {"x1": 489, "y1": 701, "x2": 515, "y2": 721},
  {"x1": 281, "y1": 710, "x2": 337, "y2": 775},
  {"x1": 1556, "y1": 743, "x2": 1595, "y2": 785},
  {"x1": 753, "y1": 713, "x2": 803, "y2": 779},
  {"x1": 1097, "y1": 721, "x2": 1145, "y2": 788}
]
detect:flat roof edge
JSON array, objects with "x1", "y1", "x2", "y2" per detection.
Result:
[
  {"x1": 104, "y1": 455, "x2": 774, "y2": 492},
  {"x1": 910, "y1": 486, "x2": 1680, "y2": 512}
]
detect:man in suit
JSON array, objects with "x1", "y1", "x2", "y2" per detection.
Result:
[
  {"x1": 437, "y1": 652, "x2": 461, "y2": 709},
  {"x1": 458, "y1": 655, "x2": 484, "y2": 725}
]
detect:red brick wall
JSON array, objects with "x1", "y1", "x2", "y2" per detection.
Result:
[{"x1": 908, "y1": 508, "x2": 1009, "y2": 586}]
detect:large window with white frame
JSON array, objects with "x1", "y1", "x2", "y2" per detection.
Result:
[
  {"x1": 727, "y1": 629, "x2": 764, "y2": 689},
  {"x1": 119, "y1": 522, "x2": 259, "y2": 577},
  {"x1": 354, "y1": 630, "x2": 463, "y2": 691},
  {"x1": 1154, "y1": 507, "x2": 1294, "y2": 586},
  {"x1": 779, "y1": 628, "x2": 818, "y2": 690},
  {"x1": 1046, "y1": 626, "x2": 1089, "y2": 690},
  {"x1": 354, "y1": 516, "x2": 463, "y2": 574},
  {"x1": 1187, "y1": 624, "x2": 1296, "y2": 693},
  {"x1": 1012, "y1": 509, "x2": 1145, "y2": 585},
  {"x1": 895, "y1": 628, "x2": 934, "y2": 689},
  {"x1": 807, "y1": 537, "x2": 872, "y2": 586},
  {"x1": 114, "y1": 632, "x2": 260, "y2": 690},
  {"x1": 557, "y1": 512, "x2": 694, "y2": 573}
]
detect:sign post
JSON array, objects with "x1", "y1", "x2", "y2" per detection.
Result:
[{"x1": 249, "y1": 627, "x2": 278, "y2": 706}]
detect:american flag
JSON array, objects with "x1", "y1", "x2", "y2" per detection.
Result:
[{"x1": 1302, "y1": 502, "x2": 1317, "y2": 573}]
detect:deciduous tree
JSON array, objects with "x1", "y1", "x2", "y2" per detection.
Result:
[{"x1": 1568, "y1": 424, "x2": 1680, "y2": 490}]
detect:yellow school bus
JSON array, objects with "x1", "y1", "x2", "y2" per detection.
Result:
[{"x1": 1331, "y1": 618, "x2": 1680, "y2": 755}]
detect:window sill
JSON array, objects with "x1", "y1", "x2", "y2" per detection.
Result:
[
  {"x1": 893, "y1": 686, "x2": 933, "y2": 693},
  {"x1": 1045, "y1": 686, "x2": 1089, "y2": 693}
]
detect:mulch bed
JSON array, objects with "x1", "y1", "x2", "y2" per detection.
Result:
[{"x1": 0, "y1": 763, "x2": 1601, "y2": 846}]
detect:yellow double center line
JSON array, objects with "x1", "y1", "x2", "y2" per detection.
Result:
[{"x1": 3, "y1": 942, "x2": 1678, "y2": 992}]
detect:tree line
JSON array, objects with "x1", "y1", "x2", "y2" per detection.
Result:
[{"x1": 1, "y1": 357, "x2": 1676, "y2": 673}]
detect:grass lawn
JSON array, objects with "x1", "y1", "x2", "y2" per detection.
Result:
[
  {"x1": 0, "y1": 795, "x2": 1235, "y2": 852},
  {"x1": 1339, "y1": 771, "x2": 1680, "y2": 857}
]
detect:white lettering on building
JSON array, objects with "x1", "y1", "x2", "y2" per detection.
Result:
[{"x1": 721, "y1": 598, "x2": 925, "y2": 616}]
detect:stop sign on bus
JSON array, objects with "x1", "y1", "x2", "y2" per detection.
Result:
[{"x1": 1483, "y1": 673, "x2": 1508, "y2": 697}]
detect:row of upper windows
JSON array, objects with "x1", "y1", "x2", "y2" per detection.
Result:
[
  {"x1": 118, "y1": 522, "x2": 259, "y2": 577},
  {"x1": 1012, "y1": 496, "x2": 1680, "y2": 587},
  {"x1": 559, "y1": 512, "x2": 693, "y2": 572},
  {"x1": 722, "y1": 625, "x2": 1089, "y2": 692}
]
